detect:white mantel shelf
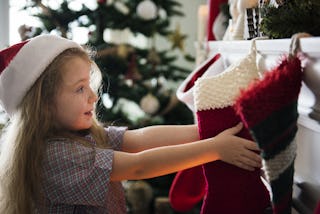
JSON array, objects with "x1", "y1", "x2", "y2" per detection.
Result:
[{"x1": 207, "y1": 37, "x2": 320, "y2": 56}]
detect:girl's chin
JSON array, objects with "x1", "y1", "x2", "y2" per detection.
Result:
[{"x1": 73, "y1": 122, "x2": 93, "y2": 131}]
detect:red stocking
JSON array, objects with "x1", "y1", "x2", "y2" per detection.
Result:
[
  {"x1": 176, "y1": 53, "x2": 223, "y2": 112},
  {"x1": 169, "y1": 166, "x2": 206, "y2": 212},
  {"x1": 235, "y1": 56, "x2": 303, "y2": 214},
  {"x1": 194, "y1": 41, "x2": 270, "y2": 214},
  {"x1": 170, "y1": 54, "x2": 224, "y2": 212},
  {"x1": 315, "y1": 201, "x2": 320, "y2": 214}
]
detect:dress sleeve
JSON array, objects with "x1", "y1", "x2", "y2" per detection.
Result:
[
  {"x1": 43, "y1": 140, "x2": 115, "y2": 206},
  {"x1": 105, "y1": 126, "x2": 127, "y2": 151}
]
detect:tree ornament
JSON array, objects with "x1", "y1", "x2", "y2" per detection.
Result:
[
  {"x1": 102, "y1": 93, "x2": 113, "y2": 109},
  {"x1": 106, "y1": 0, "x2": 114, "y2": 5},
  {"x1": 158, "y1": 8, "x2": 167, "y2": 19},
  {"x1": 97, "y1": 0, "x2": 106, "y2": 4},
  {"x1": 88, "y1": 30, "x2": 94, "y2": 39},
  {"x1": 147, "y1": 47, "x2": 161, "y2": 65},
  {"x1": 125, "y1": 54, "x2": 142, "y2": 81},
  {"x1": 18, "y1": 24, "x2": 34, "y2": 41},
  {"x1": 114, "y1": 1, "x2": 129, "y2": 15},
  {"x1": 136, "y1": 0, "x2": 158, "y2": 20},
  {"x1": 117, "y1": 44, "x2": 133, "y2": 58},
  {"x1": 140, "y1": 93, "x2": 160, "y2": 115},
  {"x1": 168, "y1": 24, "x2": 186, "y2": 51}
]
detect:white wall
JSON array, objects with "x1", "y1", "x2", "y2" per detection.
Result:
[
  {"x1": 156, "y1": 0, "x2": 207, "y2": 70},
  {"x1": 0, "y1": 0, "x2": 10, "y2": 48}
]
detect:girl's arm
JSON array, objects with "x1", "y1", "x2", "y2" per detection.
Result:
[
  {"x1": 110, "y1": 123, "x2": 261, "y2": 181},
  {"x1": 121, "y1": 124, "x2": 199, "y2": 153}
]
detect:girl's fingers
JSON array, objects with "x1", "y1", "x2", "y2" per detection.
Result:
[
  {"x1": 223, "y1": 122, "x2": 243, "y2": 135},
  {"x1": 244, "y1": 140, "x2": 261, "y2": 152},
  {"x1": 236, "y1": 161, "x2": 255, "y2": 171},
  {"x1": 240, "y1": 155, "x2": 262, "y2": 168},
  {"x1": 235, "y1": 156, "x2": 262, "y2": 171},
  {"x1": 242, "y1": 148, "x2": 262, "y2": 163},
  {"x1": 229, "y1": 146, "x2": 262, "y2": 171}
]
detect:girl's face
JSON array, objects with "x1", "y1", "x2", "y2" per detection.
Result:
[{"x1": 54, "y1": 56, "x2": 98, "y2": 131}]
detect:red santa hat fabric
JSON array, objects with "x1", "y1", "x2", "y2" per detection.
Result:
[{"x1": 0, "y1": 34, "x2": 81, "y2": 116}]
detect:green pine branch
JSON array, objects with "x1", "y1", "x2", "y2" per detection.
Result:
[{"x1": 260, "y1": 0, "x2": 320, "y2": 39}]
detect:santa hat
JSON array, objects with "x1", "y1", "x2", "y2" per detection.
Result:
[{"x1": 0, "y1": 34, "x2": 82, "y2": 116}]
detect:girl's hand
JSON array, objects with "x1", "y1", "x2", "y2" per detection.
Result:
[{"x1": 213, "y1": 123, "x2": 262, "y2": 171}]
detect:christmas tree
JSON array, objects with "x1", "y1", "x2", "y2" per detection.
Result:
[
  {"x1": 21, "y1": 0, "x2": 196, "y2": 213},
  {"x1": 22, "y1": 0, "x2": 194, "y2": 129}
]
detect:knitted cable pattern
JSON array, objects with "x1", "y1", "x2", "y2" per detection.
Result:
[
  {"x1": 194, "y1": 50, "x2": 259, "y2": 111},
  {"x1": 235, "y1": 56, "x2": 303, "y2": 214},
  {"x1": 169, "y1": 54, "x2": 224, "y2": 212},
  {"x1": 176, "y1": 53, "x2": 224, "y2": 112}
]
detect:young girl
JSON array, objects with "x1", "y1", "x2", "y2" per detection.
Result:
[{"x1": 0, "y1": 35, "x2": 262, "y2": 214}]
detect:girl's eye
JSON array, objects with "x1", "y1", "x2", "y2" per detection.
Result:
[{"x1": 76, "y1": 86, "x2": 84, "y2": 93}]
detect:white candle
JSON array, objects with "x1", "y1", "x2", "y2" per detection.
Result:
[{"x1": 197, "y1": 4, "x2": 208, "y2": 42}]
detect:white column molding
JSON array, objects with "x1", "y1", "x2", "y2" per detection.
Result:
[{"x1": 0, "y1": 0, "x2": 10, "y2": 48}]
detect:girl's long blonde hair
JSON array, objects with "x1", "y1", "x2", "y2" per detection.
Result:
[{"x1": 0, "y1": 47, "x2": 108, "y2": 214}]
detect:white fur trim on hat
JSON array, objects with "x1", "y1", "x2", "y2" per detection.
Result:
[{"x1": 0, "y1": 34, "x2": 82, "y2": 116}]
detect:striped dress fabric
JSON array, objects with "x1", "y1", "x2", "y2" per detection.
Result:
[{"x1": 41, "y1": 126, "x2": 128, "y2": 214}]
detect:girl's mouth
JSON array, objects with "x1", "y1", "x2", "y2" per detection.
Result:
[{"x1": 85, "y1": 111, "x2": 92, "y2": 116}]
